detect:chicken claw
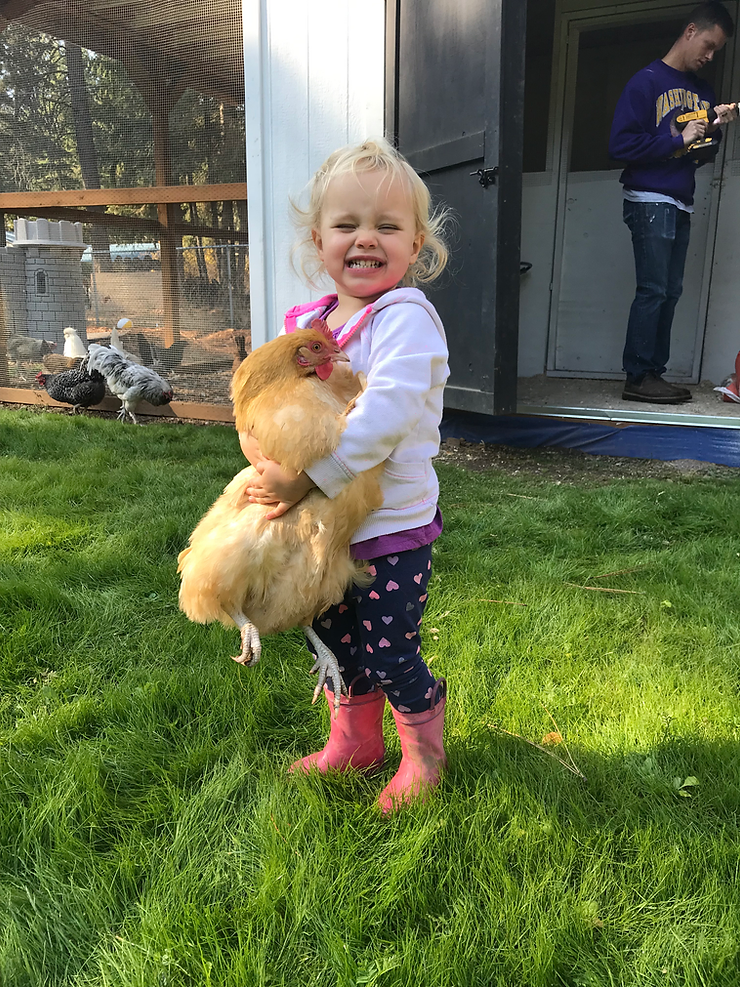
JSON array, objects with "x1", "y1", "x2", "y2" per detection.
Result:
[
  {"x1": 117, "y1": 405, "x2": 138, "y2": 424},
  {"x1": 302, "y1": 625, "x2": 348, "y2": 717},
  {"x1": 230, "y1": 613, "x2": 262, "y2": 666}
]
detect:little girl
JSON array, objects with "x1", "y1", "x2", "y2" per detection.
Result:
[{"x1": 243, "y1": 138, "x2": 450, "y2": 813}]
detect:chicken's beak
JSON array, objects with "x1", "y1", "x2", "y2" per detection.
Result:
[{"x1": 331, "y1": 351, "x2": 351, "y2": 363}]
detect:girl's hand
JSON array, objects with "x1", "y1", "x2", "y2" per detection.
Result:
[
  {"x1": 239, "y1": 430, "x2": 263, "y2": 465},
  {"x1": 246, "y1": 459, "x2": 316, "y2": 519}
]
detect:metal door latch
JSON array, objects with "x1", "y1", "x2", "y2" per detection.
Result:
[{"x1": 470, "y1": 167, "x2": 498, "y2": 188}]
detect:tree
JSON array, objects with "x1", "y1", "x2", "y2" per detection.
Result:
[
  {"x1": 0, "y1": 19, "x2": 248, "y2": 304},
  {"x1": 65, "y1": 41, "x2": 112, "y2": 271},
  {"x1": 0, "y1": 24, "x2": 77, "y2": 192}
]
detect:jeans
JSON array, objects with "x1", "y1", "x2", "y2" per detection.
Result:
[{"x1": 622, "y1": 200, "x2": 691, "y2": 383}]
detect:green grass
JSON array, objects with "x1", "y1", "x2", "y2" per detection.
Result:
[{"x1": 1, "y1": 406, "x2": 740, "y2": 987}]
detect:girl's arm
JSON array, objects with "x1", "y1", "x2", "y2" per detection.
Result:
[
  {"x1": 246, "y1": 461, "x2": 315, "y2": 519},
  {"x1": 305, "y1": 302, "x2": 448, "y2": 496},
  {"x1": 239, "y1": 430, "x2": 263, "y2": 464},
  {"x1": 245, "y1": 301, "x2": 447, "y2": 512},
  {"x1": 240, "y1": 429, "x2": 315, "y2": 518}
]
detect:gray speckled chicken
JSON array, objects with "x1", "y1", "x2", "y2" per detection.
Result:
[
  {"x1": 8, "y1": 336, "x2": 56, "y2": 362},
  {"x1": 86, "y1": 343, "x2": 174, "y2": 423}
]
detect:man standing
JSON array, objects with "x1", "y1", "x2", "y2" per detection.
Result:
[{"x1": 609, "y1": 2, "x2": 736, "y2": 404}]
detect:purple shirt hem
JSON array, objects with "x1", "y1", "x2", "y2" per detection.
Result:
[{"x1": 350, "y1": 507, "x2": 443, "y2": 561}]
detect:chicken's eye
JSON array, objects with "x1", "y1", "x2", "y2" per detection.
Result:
[{"x1": 312, "y1": 342, "x2": 322, "y2": 351}]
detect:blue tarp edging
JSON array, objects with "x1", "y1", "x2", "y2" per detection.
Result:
[{"x1": 441, "y1": 412, "x2": 740, "y2": 468}]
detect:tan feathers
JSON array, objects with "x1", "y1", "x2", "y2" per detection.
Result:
[{"x1": 178, "y1": 329, "x2": 383, "y2": 641}]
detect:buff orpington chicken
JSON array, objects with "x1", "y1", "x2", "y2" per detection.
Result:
[{"x1": 177, "y1": 323, "x2": 384, "y2": 714}]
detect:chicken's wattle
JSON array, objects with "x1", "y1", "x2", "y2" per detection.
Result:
[{"x1": 315, "y1": 361, "x2": 334, "y2": 381}]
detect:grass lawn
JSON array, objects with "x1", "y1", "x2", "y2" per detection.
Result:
[{"x1": 1, "y1": 405, "x2": 740, "y2": 987}]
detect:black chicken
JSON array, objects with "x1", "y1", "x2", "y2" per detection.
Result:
[{"x1": 36, "y1": 363, "x2": 106, "y2": 414}]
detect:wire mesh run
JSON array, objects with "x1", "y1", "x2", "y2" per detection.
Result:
[
  {"x1": 84, "y1": 240, "x2": 249, "y2": 407},
  {"x1": 0, "y1": 0, "x2": 248, "y2": 416}
]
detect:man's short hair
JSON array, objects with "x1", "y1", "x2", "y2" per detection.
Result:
[{"x1": 683, "y1": 1, "x2": 735, "y2": 38}]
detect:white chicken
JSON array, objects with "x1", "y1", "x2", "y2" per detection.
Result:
[
  {"x1": 109, "y1": 318, "x2": 140, "y2": 363},
  {"x1": 63, "y1": 326, "x2": 87, "y2": 359}
]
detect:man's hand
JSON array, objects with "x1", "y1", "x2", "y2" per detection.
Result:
[
  {"x1": 712, "y1": 103, "x2": 739, "y2": 126},
  {"x1": 246, "y1": 459, "x2": 316, "y2": 519},
  {"x1": 682, "y1": 118, "x2": 708, "y2": 145}
]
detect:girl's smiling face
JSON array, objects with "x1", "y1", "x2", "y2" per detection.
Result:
[{"x1": 312, "y1": 169, "x2": 424, "y2": 313}]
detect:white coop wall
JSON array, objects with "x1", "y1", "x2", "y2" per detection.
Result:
[{"x1": 243, "y1": 0, "x2": 385, "y2": 347}]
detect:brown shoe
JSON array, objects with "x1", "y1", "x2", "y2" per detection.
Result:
[
  {"x1": 662, "y1": 377, "x2": 692, "y2": 399},
  {"x1": 622, "y1": 374, "x2": 691, "y2": 404}
]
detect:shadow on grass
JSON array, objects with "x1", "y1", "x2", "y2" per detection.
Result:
[{"x1": 3, "y1": 666, "x2": 740, "y2": 987}]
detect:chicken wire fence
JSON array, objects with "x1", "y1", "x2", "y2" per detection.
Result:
[
  {"x1": 80, "y1": 237, "x2": 249, "y2": 408},
  {"x1": 0, "y1": 0, "x2": 249, "y2": 415}
]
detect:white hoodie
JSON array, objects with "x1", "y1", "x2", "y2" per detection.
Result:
[{"x1": 283, "y1": 287, "x2": 449, "y2": 544}]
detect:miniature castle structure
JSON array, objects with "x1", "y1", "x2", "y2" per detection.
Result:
[{"x1": 0, "y1": 219, "x2": 89, "y2": 349}]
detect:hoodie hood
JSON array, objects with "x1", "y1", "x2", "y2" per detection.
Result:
[{"x1": 284, "y1": 287, "x2": 443, "y2": 349}]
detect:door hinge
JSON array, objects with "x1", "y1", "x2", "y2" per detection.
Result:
[{"x1": 470, "y1": 167, "x2": 498, "y2": 188}]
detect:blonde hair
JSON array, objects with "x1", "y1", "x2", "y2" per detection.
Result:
[{"x1": 292, "y1": 138, "x2": 451, "y2": 289}]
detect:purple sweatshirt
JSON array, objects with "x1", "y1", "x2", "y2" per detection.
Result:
[{"x1": 609, "y1": 59, "x2": 719, "y2": 206}]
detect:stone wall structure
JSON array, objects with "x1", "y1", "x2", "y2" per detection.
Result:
[
  {"x1": 0, "y1": 219, "x2": 89, "y2": 348},
  {"x1": 0, "y1": 247, "x2": 25, "y2": 333}
]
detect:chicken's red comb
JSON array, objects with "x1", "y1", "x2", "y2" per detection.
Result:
[{"x1": 310, "y1": 318, "x2": 334, "y2": 342}]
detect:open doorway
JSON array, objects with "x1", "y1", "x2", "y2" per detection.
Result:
[
  {"x1": 549, "y1": 6, "x2": 729, "y2": 382},
  {"x1": 518, "y1": 0, "x2": 740, "y2": 425}
]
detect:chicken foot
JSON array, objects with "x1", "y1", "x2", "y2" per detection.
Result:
[
  {"x1": 226, "y1": 613, "x2": 345, "y2": 718},
  {"x1": 229, "y1": 612, "x2": 262, "y2": 666},
  {"x1": 117, "y1": 404, "x2": 138, "y2": 424},
  {"x1": 302, "y1": 625, "x2": 348, "y2": 717}
]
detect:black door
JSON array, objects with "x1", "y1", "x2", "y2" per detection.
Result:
[{"x1": 387, "y1": 0, "x2": 526, "y2": 415}]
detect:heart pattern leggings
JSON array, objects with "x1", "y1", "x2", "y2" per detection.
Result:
[{"x1": 306, "y1": 543, "x2": 437, "y2": 713}]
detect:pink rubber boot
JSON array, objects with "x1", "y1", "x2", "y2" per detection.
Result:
[
  {"x1": 377, "y1": 678, "x2": 447, "y2": 814},
  {"x1": 290, "y1": 680, "x2": 386, "y2": 774}
]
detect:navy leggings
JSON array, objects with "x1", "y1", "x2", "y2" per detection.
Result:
[{"x1": 306, "y1": 544, "x2": 437, "y2": 713}]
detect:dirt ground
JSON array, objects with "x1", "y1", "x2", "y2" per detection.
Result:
[
  {"x1": 435, "y1": 435, "x2": 740, "y2": 482},
  {"x1": 4, "y1": 398, "x2": 738, "y2": 483}
]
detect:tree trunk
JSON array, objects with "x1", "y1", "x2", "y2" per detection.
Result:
[
  {"x1": 203, "y1": 103, "x2": 224, "y2": 282},
  {"x1": 189, "y1": 201, "x2": 209, "y2": 283},
  {"x1": 66, "y1": 42, "x2": 112, "y2": 272}
]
